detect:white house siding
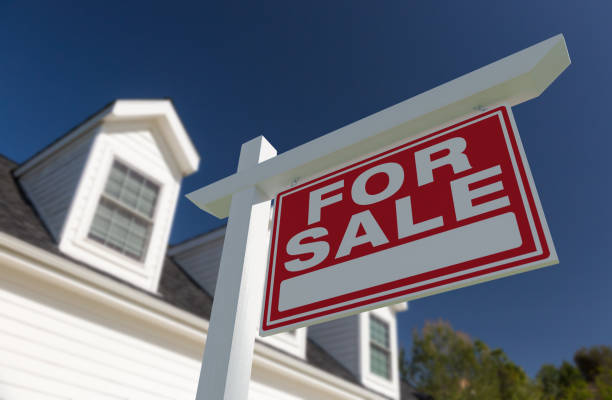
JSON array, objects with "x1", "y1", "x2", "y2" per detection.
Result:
[
  {"x1": 18, "y1": 131, "x2": 96, "y2": 241},
  {"x1": 250, "y1": 364, "x2": 360, "y2": 400},
  {"x1": 0, "y1": 246, "x2": 387, "y2": 400},
  {"x1": 308, "y1": 315, "x2": 361, "y2": 379},
  {"x1": 250, "y1": 367, "x2": 319, "y2": 400},
  {"x1": 0, "y1": 264, "x2": 202, "y2": 400}
]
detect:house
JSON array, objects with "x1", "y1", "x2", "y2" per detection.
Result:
[{"x1": 0, "y1": 99, "x2": 422, "y2": 399}]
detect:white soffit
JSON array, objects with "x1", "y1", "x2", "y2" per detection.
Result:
[{"x1": 187, "y1": 34, "x2": 571, "y2": 218}]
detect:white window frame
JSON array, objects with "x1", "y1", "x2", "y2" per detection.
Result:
[
  {"x1": 72, "y1": 148, "x2": 165, "y2": 279},
  {"x1": 87, "y1": 159, "x2": 160, "y2": 262}
]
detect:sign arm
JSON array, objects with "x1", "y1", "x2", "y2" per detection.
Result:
[{"x1": 187, "y1": 34, "x2": 570, "y2": 218}]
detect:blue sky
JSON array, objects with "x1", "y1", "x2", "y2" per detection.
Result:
[{"x1": 1, "y1": 1, "x2": 610, "y2": 377}]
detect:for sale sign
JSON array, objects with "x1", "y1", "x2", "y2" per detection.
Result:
[{"x1": 261, "y1": 106, "x2": 557, "y2": 335}]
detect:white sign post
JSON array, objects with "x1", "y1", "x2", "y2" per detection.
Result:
[
  {"x1": 194, "y1": 136, "x2": 276, "y2": 400},
  {"x1": 189, "y1": 34, "x2": 570, "y2": 399}
]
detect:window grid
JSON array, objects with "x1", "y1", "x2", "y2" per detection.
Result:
[
  {"x1": 88, "y1": 160, "x2": 159, "y2": 261},
  {"x1": 370, "y1": 316, "x2": 391, "y2": 379}
]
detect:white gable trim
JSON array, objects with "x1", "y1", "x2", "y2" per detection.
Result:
[{"x1": 15, "y1": 99, "x2": 199, "y2": 177}]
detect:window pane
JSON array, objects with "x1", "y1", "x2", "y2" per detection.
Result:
[
  {"x1": 124, "y1": 232, "x2": 146, "y2": 259},
  {"x1": 88, "y1": 196, "x2": 152, "y2": 261},
  {"x1": 90, "y1": 207, "x2": 111, "y2": 240},
  {"x1": 104, "y1": 161, "x2": 159, "y2": 218},
  {"x1": 105, "y1": 162, "x2": 127, "y2": 199},
  {"x1": 370, "y1": 346, "x2": 390, "y2": 378},
  {"x1": 137, "y1": 181, "x2": 158, "y2": 217},
  {"x1": 370, "y1": 316, "x2": 391, "y2": 379},
  {"x1": 370, "y1": 317, "x2": 390, "y2": 348},
  {"x1": 121, "y1": 171, "x2": 142, "y2": 209},
  {"x1": 106, "y1": 208, "x2": 130, "y2": 250}
]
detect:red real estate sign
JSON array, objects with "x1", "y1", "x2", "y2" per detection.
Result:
[{"x1": 261, "y1": 106, "x2": 558, "y2": 335}]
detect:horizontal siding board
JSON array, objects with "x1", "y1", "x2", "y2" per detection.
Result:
[
  {"x1": 172, "y1": 238, "x2": 223, "y2": 296},
  {"x1": 0, "y1": 378, "x2": 70, "y2": 400},
  {"x1": 19, "y1": 135, "x2": 93, "y2": 239},
  {"x1": 0, "y1": 318, "x2": 195, "y2": 388},
  {"x1": 0, "y1": 276, "x2": 200, "y2": 400},
  {"x1": 309, "y1": 315, "x2": 360, "y2": 379},
  {"x1": 0, "y1": 281, "x2": 200, "y2": 374},
  {"x1": 0, "y1": 336, "x2": 189, "y2": 399},
  {"x1": 0, "y1": 356, "x2": 128, "y2": 400}
]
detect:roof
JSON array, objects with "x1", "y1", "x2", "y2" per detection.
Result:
[{"x1": 0, "y1": 153, "x2": 367, "y2": 391}]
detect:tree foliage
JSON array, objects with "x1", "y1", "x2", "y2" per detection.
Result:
[
  {"x1": 408, "y1": 320, "x2": 536, "y2": 400},
  {"x1": 574, "y1": 346, "x2": 612, "y2": 383},
  {"x1": 408, "y1": 320, "x2": 612, "y2": 400},
  {"x1": 535, "y1": 345, "x2": 612, "y2": 400},
  {"x1": 535, "y1": 362, "x2": 591, "y2": 400}
]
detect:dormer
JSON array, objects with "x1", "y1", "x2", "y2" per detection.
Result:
[
  {"x1": 15, "y1": 100, "x2": 199, "y2": 292},
  {"x1": 169, "y1": 227, "x2": 308, "y2": 359},
  {"x1": 309, "y1": 303, "x2": 408, "y2": 399}
]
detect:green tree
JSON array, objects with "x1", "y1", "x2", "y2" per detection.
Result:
[
  {"x1": 574, "y1": 346, "x2": 612, "y2": 383},
  {"x1": 408, "y1": 320, "x2": 533, "y2": 400},
  {"x1": 594, "y1": 367, "x2": 612, "y2": 400},
  {"x1": 536, "y1": 364, "x2": 562, "y2": 400},
  {"x1": 534, "y1": 359, "x2": 602, "y2": 400},
  {"x1": 408, "y1": 321, "x2": 612, "y2": 400}
]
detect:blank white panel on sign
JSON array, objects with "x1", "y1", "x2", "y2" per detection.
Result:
[{"x1": 278, "y1": 212, "x2": 522, "y2": 311}]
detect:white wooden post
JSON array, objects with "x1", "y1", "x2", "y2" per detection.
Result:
[{"x1": 195, "y1": 136, "x2": 277, "y2": 400}]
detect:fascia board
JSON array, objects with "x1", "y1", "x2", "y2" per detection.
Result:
[{"x1": 187, "y1": 34, "x2": 571, "y2": 218}]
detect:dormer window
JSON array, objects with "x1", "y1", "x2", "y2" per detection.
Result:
[
  {"x1": 370, "y1": 315, "x2": 391, "y2": 379},
  {"x1": 88, "y1": 160, "x2": 159, "y2": 261}
]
